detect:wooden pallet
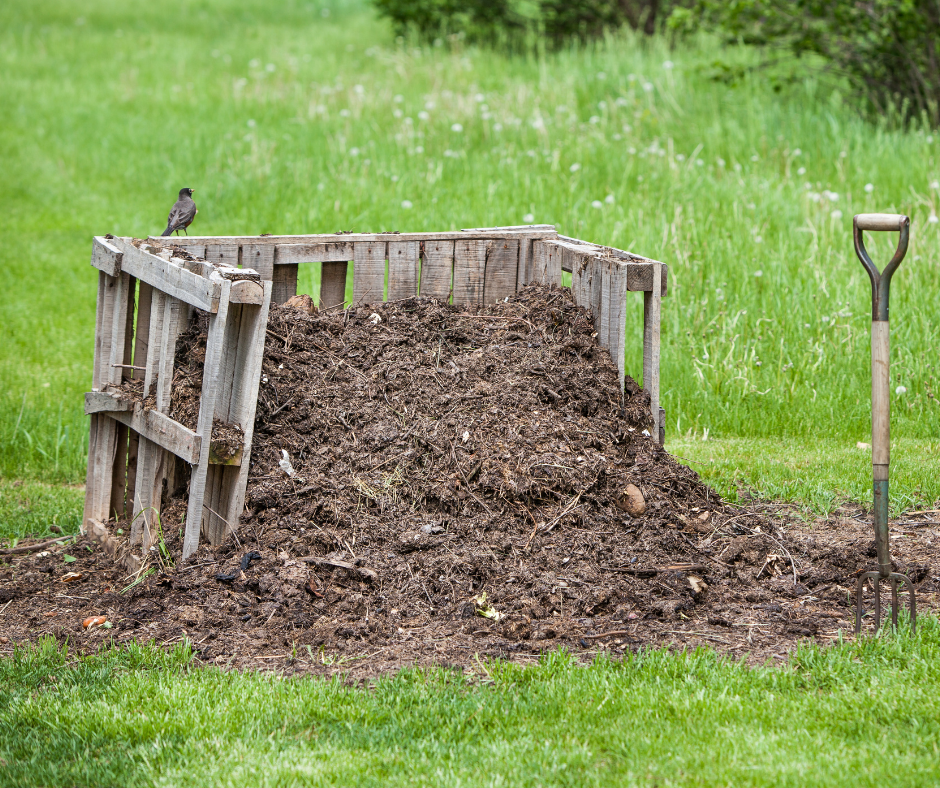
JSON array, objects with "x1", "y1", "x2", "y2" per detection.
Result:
[
  {"x1": 155, "y1": 225, "x2": 668, "y2": 440},
  {"x1": 82, "y1": 236, "x2": 271, "y2": 562}
]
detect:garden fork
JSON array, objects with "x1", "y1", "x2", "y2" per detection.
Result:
[{"x1": 852, "y1": 213, "x2": 916, "y2": 635}]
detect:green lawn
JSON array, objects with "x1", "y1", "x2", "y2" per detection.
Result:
[{"x1": 2, "y1": 628, "x2": 940, "y2": 787}]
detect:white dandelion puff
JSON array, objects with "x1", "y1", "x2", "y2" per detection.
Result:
[{"x1": 401, "y1": 199, "x2": 413, "y2": 209}]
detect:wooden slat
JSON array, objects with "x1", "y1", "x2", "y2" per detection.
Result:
[
  {"x1": 607, "y1": 261, "x2": 628, "y2": 389},
  {"x1": 229, "y1": 280, "x2": 266, "y2": 304},
  {"x1": 205, "y1": 244, "x2": 240, "y2": 267},
  {"x1": 152, "y1": 229, "x2": 560, "y2": 247},
  {"x1": 109, "y1": 276, "x2": 138, "y2": 519},
  {"x1": 530, "y1": 241, "x2": 562, "y2": 285},
  {"x1": 84, "y1": 393, "x2": 202, "y2": 465},
  {"x1": 462, "y1": 224, "x2": 556, "y2": 232},
  {"x1": 275, "y1": 242, "x2": 356, "y2": 265},
  {"x1": 183, "y1": 279, "x2": 232, "y2": 559},
  {"x1": 353, "y1": 242, "x2": 386, "y2": 305},
  {"x1": 483, "y1": 239, "x2": 519, "y2": 303},
  {"x1": 420, "y1": 240, "x2": 453, "y2": 300},
  {"x1": 91, "y1": 236, "x2": 123, "y2": 277},
  {"x1": 643, "y1": 261, "x2": 662, "y2": 443},
  {"x1": 453, "y1": 239, "x2": 487, "y2": 306},
  {"x1": 517, "y1": 236, "x2": 535, "y2": 290},
  {"x1": 97, "y1": 238, "x2": 220, "y2": 313},
  {"x1": 320, "y1": 261, "x2": 349, "y2": 310},
  {"x1": 180, "y1": 244, "x2": 206, "y2": 259},
  {"x1": 272, "y1": 264, "x2": 298, "y2": 304},
  {"x1": 242, "y1": 244, "x2": 275, "y2": 281},
  {"x1": 83, "y1": 272, "x2": 120, "y2": 532},
  {"x1": 214, "y1": 282, "x2": 273, "y2": 545},
  {"x1": 124, "y1": 280, "x2": 154, "y2": 521},
  {"x1": 387, "y1": 241, "x2": 419, "y2": 300},
  {"x1": 599, "y1": 261, "x2": 612, "y2": 351}
]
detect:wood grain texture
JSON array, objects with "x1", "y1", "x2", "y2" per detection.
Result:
[
  {"x1": 872, "y1": 320, "x2": 891, "y2": 468},
  {"x1": 183, "y1": 279, "x2": 232, "y2": 559},
  {"x1": 643, "y1": 261, "x2": 662, "y2": 443},
  {"x1": 353, "y1": 242, "x2": 386, "y2": 305},
  {"x1": 152, "y1": 229, "x2": 559, "y2": 246},
  {"x1": 453, "y1": 239, "x2": 487, "y2": 306},
  {"x1": 205, "y1": 244, "x2": 240, "y2": 267},
  {"x1": 242, "y1": 244, "x2": 275, "y2": 281},
  {"x1": 606, "y1": 262, "x2": 628, "y2": 389},
  {"x1": 388, "y1": 241, "x2": 419, "y2": 300},
  {"x1": 101, "y1": 238, "x2": 220, "y2": 313},
  {"x1": 272, "y1": 264, "x2": 298, "y2": 304},
  {"x1": 91, "y1": 236, "x2": 123, "y2": 277},
  {"x1": 320, "y1": 261, "x2": 349, "y2": 310},
  {"x1": 530, "y1": 241, "x2": 562, "y2": 285},
  {"x1": 483, "y1": 239, "x2": 519, "y2": 303},
  {"x1": 420, "y1": 240, "x2": 454, "y2": 300},
  {"x1": 275, "y1": 242, "x2": 356, "y2": 264}
]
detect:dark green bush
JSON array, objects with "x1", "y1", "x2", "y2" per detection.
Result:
[
  {"x1": 371, "y1": 0, "x2": 672, "y2": 46},
  {"x1": 671, "y1": 0, "x2": 940, "y2": 126}
]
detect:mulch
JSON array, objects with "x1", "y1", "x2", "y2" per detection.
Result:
[{"x1": 1, "y1": 285, "x2": 936, "y2": 677}]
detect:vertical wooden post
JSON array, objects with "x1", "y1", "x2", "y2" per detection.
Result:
[
  {"x1": 483, "y1": 239, "x2": 519, "y2": 304},
  {"x1": 643, "y1": 261, "x2": 662, "y2": 442},
  {"x1": 420, "y1": 240, "x2": 454, "y2": 300},
  {"x1": 353, "y1": 242, "x2": 386, "y2": 305},
  {"x1": 183, "y1": 279, "x2": 232, "y2": 559},
  {"x1": 320, "y1": 261, "x2": 349, "y2": 310},
  {"x1": 388, "y1": 241, "x2": 419, "y2": 300}
]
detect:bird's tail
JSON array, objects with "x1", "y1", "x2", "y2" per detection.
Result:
[{"x1": 161, "y1": 226, "x2": 173, "y2": 237}]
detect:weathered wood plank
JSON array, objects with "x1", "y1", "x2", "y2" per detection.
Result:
[
  {"x1": 599, "y1": 261, "x2": 612, "y2": 351},
  {"x1": 643, "y1": 261, "x2": 662, "y2": 443},
  {"x1": 92, "y1": 236, "x2": 123, "y2": 277},
  {"x1": 607, "y1": 261, "x2": 628, "y2": 389},
  {"x1": 320, "y1": 261, "x2": 349, "y2": 310},
  {"x1": 242, "y1": 244, "x2": 275, "y2": 281},
  {"x1": 180, "y1": 244, "x2": 206, "y2": 259},
  {"x1": 453, "y1": 239, "x2": 487, "y2": 306},
  {"x1": 84, "y1": 393, "x2": 202, "y2": 464},
  {"x1": 217, "y1": 282, "x2": 273, "y2": 545},
  {"x1": 272, "y1": 264, "x2": 298, "y2": 304},
  {"x1": 275, "y1": 242, "x2": 356, "y2": 265},
  {"x1": 483, "y1": 239, "x2": 519, "y2": 303},
  {"x1": 151, "y1": 229, "x2": 560, "y2": 247},
  {"x1": 462, "y1": 224, "x2": 556, "y2": 232},
  {"x1": 353, "y1": 242, "x2": 386, "y2": 306},
  {"x1": 99, "y1": 238, "x2": 220, "y2": 313},
  {"x1": 183, "y1": 279, "x2": 232, "y2": 559},
  {"x1": 420, "y1": 240, "x2": 453, "y2": 300},
  {"x1": 530, "y1": 241, "x2": 562, "y2": 285},
  {"x1": 388, "y1": 241, "x2": 419, "y2": 300},
  {"x1": 110, "y1": 276, "x2": 138, "y2": 519},
  {"x1": 204, "y1": 244, "x2": 240, "y2": 267}
]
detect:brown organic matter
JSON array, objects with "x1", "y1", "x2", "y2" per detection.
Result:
[{"x1": 2, "y1": 285, "x2": 937, "y2": 677}]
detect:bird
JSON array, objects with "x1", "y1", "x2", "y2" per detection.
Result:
[{"x1": 161, "y1": 187, "x2": 197, "y2": 236}]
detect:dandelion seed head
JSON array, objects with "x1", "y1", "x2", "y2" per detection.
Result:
[
  {"x1": 523, "y1": 213, "x2": 535, "y2": 223},
  {"x1": 831, "y1": 209, "x2": 843, "y2": 219},
  {"x1": 663, "y1": 60, "x2": 674, "y2": 69},
  {"x1": 643, "y1": 82, "x2": 654, "y2": 92},
  {"x1": 596, "y1": 71, "x2": 607, "y2": 80},
  {"x1": 451, "y1": 123, "x2": 463, "y2": 132},
  {"x1": 401, "y1": 200, "x2": 413, "y2": 209},
  {"x1": 930, "y1": 213, "x2": 939, "y2": 223},
  {"x1": 570, "y1": 162, "x2": 581, "y2": 172},
  {"x1": 349, "y1": 147, "x2": 359, "y2": 156},
  {"x1": 896, "y1": 385, "x2": 907, "y2": 395},
  {"x1": 864, "y1": 183, "x2": 874, "y2": 193},
  {"x1": 754, "y1": 270, "x2": 763, "y2": 277},
  {"x1": 589, "y1": 115, "x2": 600, "y2": 124},
  {"x1": 792, "y1": 148, "x2": 801, "y2": 156},
  {"x1": 418, "y1": 111, "x2": 429, "y2": 121},
  {"x1": 605, "y1": 194, "x2": 615, "y2": 204},
  {"x1": 797, "y1": 167, "x2": 806, "y2": 175},
  {"x1": 266, "y1": 63, "x2": 276, "y2": 72},
  {"x1": 394, "y1": 94, "x2": 404, "y2": 103},
  {"x1": 339, "y1": 108, "x2": 351, "y2": 117}
]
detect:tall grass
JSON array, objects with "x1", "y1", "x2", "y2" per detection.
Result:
[{"x1": 1, "y1": 0, "x2": 938, "y2": 486}]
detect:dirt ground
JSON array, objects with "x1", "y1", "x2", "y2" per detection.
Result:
[{"x1": 2, "y1": 285, "x2": 936, "y2": 678}]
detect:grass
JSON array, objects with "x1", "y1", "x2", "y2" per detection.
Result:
[
  {"x1": 2, "y1": 627, "x2": 940, "y2": 787},
  {"x1": 671, "y1": 437, "x2": 940, "y2": 514},
  {"x1": 1, "y1": 0, "x2": 939, "y2": 496},
  {"x1": 0, "y1": 479, "x2": 84, "y2": 545}
]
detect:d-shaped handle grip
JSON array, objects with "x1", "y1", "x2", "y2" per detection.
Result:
[
  {"x1": 853, "y1": 214, "x2": 909, "y2": 321},
  {"x1": 855, "y1": 213, "x2": 907, "y2": 232}
]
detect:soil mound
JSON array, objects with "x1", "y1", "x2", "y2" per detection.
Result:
[{"x1": 2, "y1": 285, "x2": 936, "y2": 675}]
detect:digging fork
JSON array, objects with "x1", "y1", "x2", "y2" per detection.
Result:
[{"x1": 852, "y1": 213, "x2": 916, "y2": 635}]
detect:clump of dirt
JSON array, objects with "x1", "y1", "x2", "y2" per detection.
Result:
[{"x1": 2, "y1": 284, "x2": 937, "y2": 676}]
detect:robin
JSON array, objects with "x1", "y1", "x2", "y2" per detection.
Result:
[{"x1": 161, "y1": 187, "x2": 197, "y2": 236}]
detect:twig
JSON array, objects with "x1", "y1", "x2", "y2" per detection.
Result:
[
  {"x1": 601, "y1": 563, "x2": 705, "y2": 575},
  {"x1": 581, "y1": 629, "x2": 634, "y2": 641},
  {"x1": 268, "y1": 397, "x2": 295, "y2": 418},
  {"x1": 0, "y1": 599, "x2": 13, "y2": 616},
  {"x1": 0, "y1": 536, "x2": 69, "y2": 556},
  {"x1": 543, "y1": 492, "x2": 583, "y2": 534},
  {"x1": 748, "y1": 532, "x2": 798, "y2": 585}
]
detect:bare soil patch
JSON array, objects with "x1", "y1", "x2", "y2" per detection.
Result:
[{"x1": 2, "y1": 286, "x2": 936, "y2": 677}]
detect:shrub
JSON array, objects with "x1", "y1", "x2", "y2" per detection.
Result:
[
  {"x1": 371, "y1": 0, "x2": 674, "y2": 46},
  {"x1": 671, "y1": 0, "x2": 940, "y2": 126}
]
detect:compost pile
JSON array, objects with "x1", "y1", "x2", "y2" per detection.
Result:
[{"x1": 3, "y1": 284, "x2": 937, "y2": 675}]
